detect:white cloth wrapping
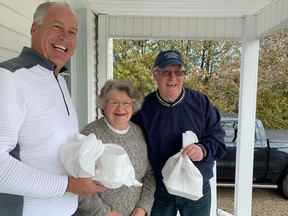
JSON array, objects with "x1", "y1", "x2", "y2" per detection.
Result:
[
  {"x1": 162, "y1": 131, "x2": 203, "y2": 200},
  {"x1": 93, "y1": 143, "x2": 142, "y2": 189},
  {"x1": 59, "y1": 133, "x2": 105, "y2": 178},
  {"x1": 59, "y1": 134, "x2": 142, "y2": 188}
]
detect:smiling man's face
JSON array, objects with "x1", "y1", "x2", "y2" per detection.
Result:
[
  {"x1": 153, "y1": 64, "x2": 184, "y2": 103},
  {"x1": 30, "y1": 4, "x2": 78, "y2": 74}
]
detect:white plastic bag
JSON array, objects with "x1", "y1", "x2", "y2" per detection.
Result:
[
  {"x1": 162, "y1": 151, "x2": 203, "y2": 200},
  {"x1": 162, "y1": 131, "x2": 203, "y2": 200},
  {"x1": 182, "y1": 130, "x2": 199, "y2": 148},
  {"x1": 59, "y1": 133, "x2": 105, "y2": 178},
  {"x1": 93, "y1": 143, "x2": 142, "y2": 189}
]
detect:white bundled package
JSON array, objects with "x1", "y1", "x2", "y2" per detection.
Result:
[
  {"x1": 59, "y1": 133, "x2": 104, "y2": 178},
  {"x1": 59, "y1": 134, "x2": 142, "y2": 189},
  {"x1": 162, "y1": 131, "x2": 203, "y2": 200},
  {"x1": 93, "y1": 143, "x2": 142, "y2": 189}
]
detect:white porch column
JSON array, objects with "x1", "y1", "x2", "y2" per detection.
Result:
[
  {"x1": 98, "y1": 14, "x2": 113, "y2": 90},
  {"x1": 234, "y1": 15, "x2": 259, "y2": 216},
  {"x1": 98, "y1": 14, "x2": 113, "y2": 117},
  {"x1": 210, "y1": 163, "x2": 217, "y2": 216},
  {"x1": 73, "y1": 8, "x2": 93, "y2": 130}
]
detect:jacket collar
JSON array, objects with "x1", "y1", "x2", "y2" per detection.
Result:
[{"x1": 156, "y1": 88, "x2": 185, "y2": 107}]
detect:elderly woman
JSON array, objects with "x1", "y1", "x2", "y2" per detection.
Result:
[{"x1": 76, "y1": 80, "x2": 155, "y2": 216}]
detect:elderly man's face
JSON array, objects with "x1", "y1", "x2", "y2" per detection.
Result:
[{"x1": 153, "y1": 64, "x2": 184, "y2": 103}]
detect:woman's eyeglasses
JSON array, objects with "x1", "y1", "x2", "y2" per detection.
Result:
[{"x1": 107, "y1": 100, "x2": 133, "y2": 107}]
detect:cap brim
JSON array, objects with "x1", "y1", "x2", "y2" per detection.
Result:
[{"x1": 158, "y1": 60, "x2": 185, "y2": 69}]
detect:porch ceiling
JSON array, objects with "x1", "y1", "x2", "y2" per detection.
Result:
[{"x1": 68, "y1": 0, "x2": 276, "y2": 18}]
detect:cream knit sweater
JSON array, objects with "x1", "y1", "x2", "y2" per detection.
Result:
[{"x1": 76, "y1": 117, "x2": 155, "y2": 216}]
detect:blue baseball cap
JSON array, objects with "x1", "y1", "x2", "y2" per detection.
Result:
[{"x1": 154, "y1": 50, "x2": 185, "y2": 69}]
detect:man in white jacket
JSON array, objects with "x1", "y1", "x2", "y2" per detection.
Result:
[{"x1": 0, "y1": 2, "x2": 106, "y2": 216}]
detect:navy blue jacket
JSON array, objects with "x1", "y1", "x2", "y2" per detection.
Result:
[{"x1": 132, "y1": 88, "x2": 227, "y2": 191}]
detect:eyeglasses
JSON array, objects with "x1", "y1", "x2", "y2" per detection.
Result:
[
  {"x1": 155, "y1": 69, "x2": 186, "y2": 77},
  {"x1": 107, "y1": 100, "x2": 133, "y2": 107}
]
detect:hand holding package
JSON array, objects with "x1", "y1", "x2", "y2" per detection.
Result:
[
  {"x1": 162, "y1": 131, "x2": 203, "y2": 200},
  {"x1": 59, "y1": 134, "x2": 142, "y2": 189}
]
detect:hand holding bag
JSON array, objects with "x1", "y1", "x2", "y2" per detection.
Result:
[
  {"x1": 59, "y1": 134, "x2": 142, "y2": 189},
  {"x1": 162, "y1": 131, "x2": 203, "y2": 200}
]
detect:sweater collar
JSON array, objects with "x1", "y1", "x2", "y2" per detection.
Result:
[{"x1": 156, "y1": 88, "x2": 185, "y2": 107}]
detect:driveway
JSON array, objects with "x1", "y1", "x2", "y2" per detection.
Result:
[{"x1": 217, "y1": 187, "x2": 288, "y2": 216}]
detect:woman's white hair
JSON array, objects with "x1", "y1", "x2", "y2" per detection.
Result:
[{"x1": 97, "y1": 79, "x2": 144, "y2": 116}]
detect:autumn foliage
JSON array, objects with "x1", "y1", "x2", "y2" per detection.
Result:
[{"x1": 113, "y1": 28, "x2": 288, "y2": 129}]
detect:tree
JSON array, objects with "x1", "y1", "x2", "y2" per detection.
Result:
[
  {"x1": 113, "y1": 27, "x2": 288, "y2": 129},
  {"x1": 257, "y1": 27, "x2": 288, "y2": 129}
]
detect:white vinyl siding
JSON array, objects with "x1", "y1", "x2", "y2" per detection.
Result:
[
  {"x1": 0, "y1": 0, "x2": 39, "y2": 62},
  {"x1": 256, "y1": 0, "x2": 288, "y2": 38},
  {"x1": 109, "y1": 16, "x2": 243, "y2": 40},
  {"x1": 72, "y1": 8, "x2": 99, "y2": 129}
]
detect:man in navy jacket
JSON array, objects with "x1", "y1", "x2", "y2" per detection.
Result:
[{"x1": 132, "y1": 50, "x2": 227, "y2": 216}]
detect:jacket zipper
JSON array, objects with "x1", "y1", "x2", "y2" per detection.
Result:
[{"x1": 55, "y1": 76, "x2": 70, "y2": 116}]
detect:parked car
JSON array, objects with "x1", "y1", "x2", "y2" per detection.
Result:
[{"x1": 217, "y1": 115, "x2": 288, "y2": 198}]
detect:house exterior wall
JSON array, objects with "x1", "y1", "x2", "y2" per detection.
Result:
[
  {"x1": 73, "y1": 8, "x2": 98, "y2": 130},
  {"x1": 0, "y1": 0, "x2": 45, "y2": 62}
]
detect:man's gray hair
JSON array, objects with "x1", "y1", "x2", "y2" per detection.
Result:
[{"x1": 33, "y1": 2, "x2": 75, "y2": 24}]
